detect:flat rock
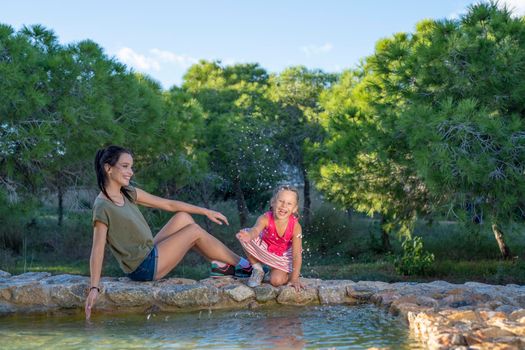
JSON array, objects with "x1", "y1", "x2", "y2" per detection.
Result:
[
  {"x1": 318, "y1": 281, "x2": 354, "y2": 304},
  {"x1": 277, "y1": 285, "x2": 318, "y2": 305},
  {"x1": 105, "y1": 283, "x2": 155, "y2": 307},
  {"x1": 253, "y1": 284, "x2": 279, "y2": 302},
  {"x1": 156, "y1": 284, "x2": 220, "y2": 308},
  {"x1": 11, "y1": 272, "x2": 51, "y2": 281},
  {"x1": 11, "y1": 283, "x2": 50, "y2": 306},
  {"x1": 224, "y1": 284, "x2": 255, "y2": 302}
]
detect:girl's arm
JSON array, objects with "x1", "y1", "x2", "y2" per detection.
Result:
[
  {"x1": 135, "y1": 187, "x2": 228, "y2": 225},
  {"x1": 288, "y1": 223, "x2": 304, "y2": 291},
  {"x1": 236, "y1": 214, "x2": 268, "y2": 242},
  {"x1": 85, "y1": 221, "x2": 107, "y2": 319}
]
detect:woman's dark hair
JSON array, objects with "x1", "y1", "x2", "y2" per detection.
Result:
[{"x1": 94, "y1": 145, "x2": 133, "y2": 203}]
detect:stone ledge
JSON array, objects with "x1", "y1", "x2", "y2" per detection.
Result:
[{"x1": 0, "y1": 270, "x2": 524, "y2": 349}]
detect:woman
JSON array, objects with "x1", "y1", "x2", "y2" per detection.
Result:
[{"x1": 85, "y1": 145, "x2": 252, "y2": 319}]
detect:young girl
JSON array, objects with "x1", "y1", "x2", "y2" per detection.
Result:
[{"x1": 236, "y1": 185, "x2": 304, "y2": 291}]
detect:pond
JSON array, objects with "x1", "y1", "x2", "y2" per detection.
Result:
[{"x1": 0, "y1": 304, "x2": 423, "y2": 349}]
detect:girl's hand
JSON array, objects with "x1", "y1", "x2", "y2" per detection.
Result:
[
  {"x1": 236, "y1": 230, "x2": 252, "y2": 243},
  {"x1": 287, "y1": 279, "x2": 304, "y2": 292},
  {"x1": 85, "y1": 288, "x2": 99, "y2": 319},
  {"x1": 205, "y1": 209, "x2": 229, "y2": 226}
]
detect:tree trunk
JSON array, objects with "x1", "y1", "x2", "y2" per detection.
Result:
[
  {"x1": 380, "y1": 216, "x2": 392, "y2": 252},
  {"x1": 234, "y1": 177, "x2": 249, "y2": 227},
  {"x1": 302, "y1": 167, "x2": 311, "y2": 227},
  {"x1": 491, "y1": 223, "x2": 511, "y2": 259},
  {"x1": 58, "y1": 185, "x2": 64, "y2": 227}
]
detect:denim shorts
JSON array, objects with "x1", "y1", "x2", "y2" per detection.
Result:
[{"x1": 127, "y1": 246, "x2": 158, "y2": 281}]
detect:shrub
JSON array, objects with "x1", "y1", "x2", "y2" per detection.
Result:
[
  {"x1": 0, "y1": 190, "x2": 38, "y2": 255},
  {"x1": 394, "y1": 236, "x2": 435, "y2": 275}
]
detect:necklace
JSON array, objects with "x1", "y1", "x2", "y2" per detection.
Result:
[{"x1": 102, "y1": 192, "x2": 124, "y2": 206}]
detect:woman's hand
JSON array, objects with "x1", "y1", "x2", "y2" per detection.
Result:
[
  {"x1": 287, "y1": 278, "x2": 304, "y2": 292},
  {"x1": 236, "y1": 229, "x2": 253, "y2": 243},
  {"x1": 85, "y1": 288, "x2": 99, "y2": 319},
  {"x1": 205, "y1": 209, "x2": 229, "y2": 226}
]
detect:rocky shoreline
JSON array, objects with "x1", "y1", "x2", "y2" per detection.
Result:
[{"x1": 0, "y1": 270, "x2": 524, "y2": 349}]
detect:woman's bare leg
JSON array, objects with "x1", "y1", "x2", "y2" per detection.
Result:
[
  {"x1": 153, "y1": 212, "x2": 195, "y2": 245},
  {"x1": 269, "y1": 269, "x2": 289, "y2": 287},
  {"x1": 154, "y1": 212, "x2": 210, "y2": 257},
  {"x1": 155, "y1": 221, "x2": 240, "y2": 280}
]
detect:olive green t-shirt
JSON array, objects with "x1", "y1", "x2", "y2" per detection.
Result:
[{"x1": 92, "y1": 186, "x2": 154, "y2": 273}]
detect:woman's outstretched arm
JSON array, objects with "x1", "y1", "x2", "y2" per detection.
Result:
[
  {"x1": 85, "y1": 221, "x2": 107, "y2": 319},
  {"x1": 135, "y1": 188, "x2": 228, "y2": 225}
]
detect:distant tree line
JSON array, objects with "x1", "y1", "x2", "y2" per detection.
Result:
[{"x1": 1, "y1": 2, "x2": 523, "y2": 258}]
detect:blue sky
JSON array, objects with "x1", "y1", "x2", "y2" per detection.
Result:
[{"x1": 2, "y1": 1, "x2": 524, "y2": 89}]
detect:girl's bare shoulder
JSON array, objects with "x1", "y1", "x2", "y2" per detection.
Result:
[{"x1": 293, "y1": 221, "x2": 302, "y2": 234}]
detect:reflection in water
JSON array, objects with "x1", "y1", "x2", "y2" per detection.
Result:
[
  {"x1": 0, "y1": 305, "x2": 423, "y2": 349},
  {"x1": 256, "y1": 313, "x2": 305, "y2": 349}
]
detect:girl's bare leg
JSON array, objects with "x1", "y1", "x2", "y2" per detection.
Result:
[
  {"x1": 155, "y1": 216, "x2": 240, "y2": 279},
  {"x1": 269, "y1": 269, "x2": 289, "y2": 287},
  {"x1": 238, "y1": 245, "x2": 261, "y2": 266},
  {"x1": 245, "y1": 253, "x2": 260, "y2": 266}
]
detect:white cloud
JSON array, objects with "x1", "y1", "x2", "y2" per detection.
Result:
[
  {"x1": 116, "y1": 47, "x2": 199, "y2": 73},
  {"x1": 301, "y1": 43, "x2": 333, "y2": 56},
  {"x1": 149, "y1": 48, "x2": 198, "y2": 68},
  {"x1": 499, "y1": 0, "x2": 525, "y2": 17},
  {"x1": 116, "y1": 47, "x2": 160, "y2": 71}
]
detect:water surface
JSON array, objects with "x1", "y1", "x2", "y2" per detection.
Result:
[{"x1": 0, "y1": 304, "x2": 423, "y2": 349}]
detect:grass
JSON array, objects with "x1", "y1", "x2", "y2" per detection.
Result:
[
  {"x1": 303, "y1": 259, "x2": 525, "y2": 285},
  {"x1": 6, "y1": 256, "x2": 524, "y2": 286}
]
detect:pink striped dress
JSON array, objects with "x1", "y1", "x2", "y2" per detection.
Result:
[{"x1": 239, "y1": 211, "x2": 298, "y2": 273}]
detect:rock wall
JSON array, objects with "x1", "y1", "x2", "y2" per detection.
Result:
[{"x1": 1, "y1": 270, "x2": 524, "y2": 349}]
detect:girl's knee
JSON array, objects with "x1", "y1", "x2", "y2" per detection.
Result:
[{"x1": 270, "y1": 275, "x2": 288, "y2": 287}]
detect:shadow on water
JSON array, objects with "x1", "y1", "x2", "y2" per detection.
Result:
[{"x1": 0, "y1": 305, "x2": 424, "y2": 349}]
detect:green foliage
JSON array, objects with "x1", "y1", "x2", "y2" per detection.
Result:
[
  {"x1": 268, "y1": 67, "x2": 337, "y2": 223},
  {"x1": 302, "y1": 204, "x2": 353, "y2": 260},
  {"x1": 311, "y1": 2, "x2": 525, "y2": 245},
  {"x1": 0, "y1": 24, "x2": 54, "y2": 190},
  {"x1": 311, "y1": 67, "x2": 429, "y2": 237},
  {"x1": 183, "y1": 61, "x2": 283, "y2": 220},
  {"x1": 0, "y1": 23, "x2": 208, "y2": 227},
  {"x1": 394, "y1": 236, "x2": 435, "y2": 276},
  {"x1": 397, "y1": 2, "x2": 525, "y2": 224},
  {"x1": 135, "y1": 86, "x2": 208, "y2": 195}
]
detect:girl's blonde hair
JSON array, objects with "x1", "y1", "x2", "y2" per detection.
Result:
[{"x1": 270, "y1": 185, "x2": 300, "y2": 218}]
